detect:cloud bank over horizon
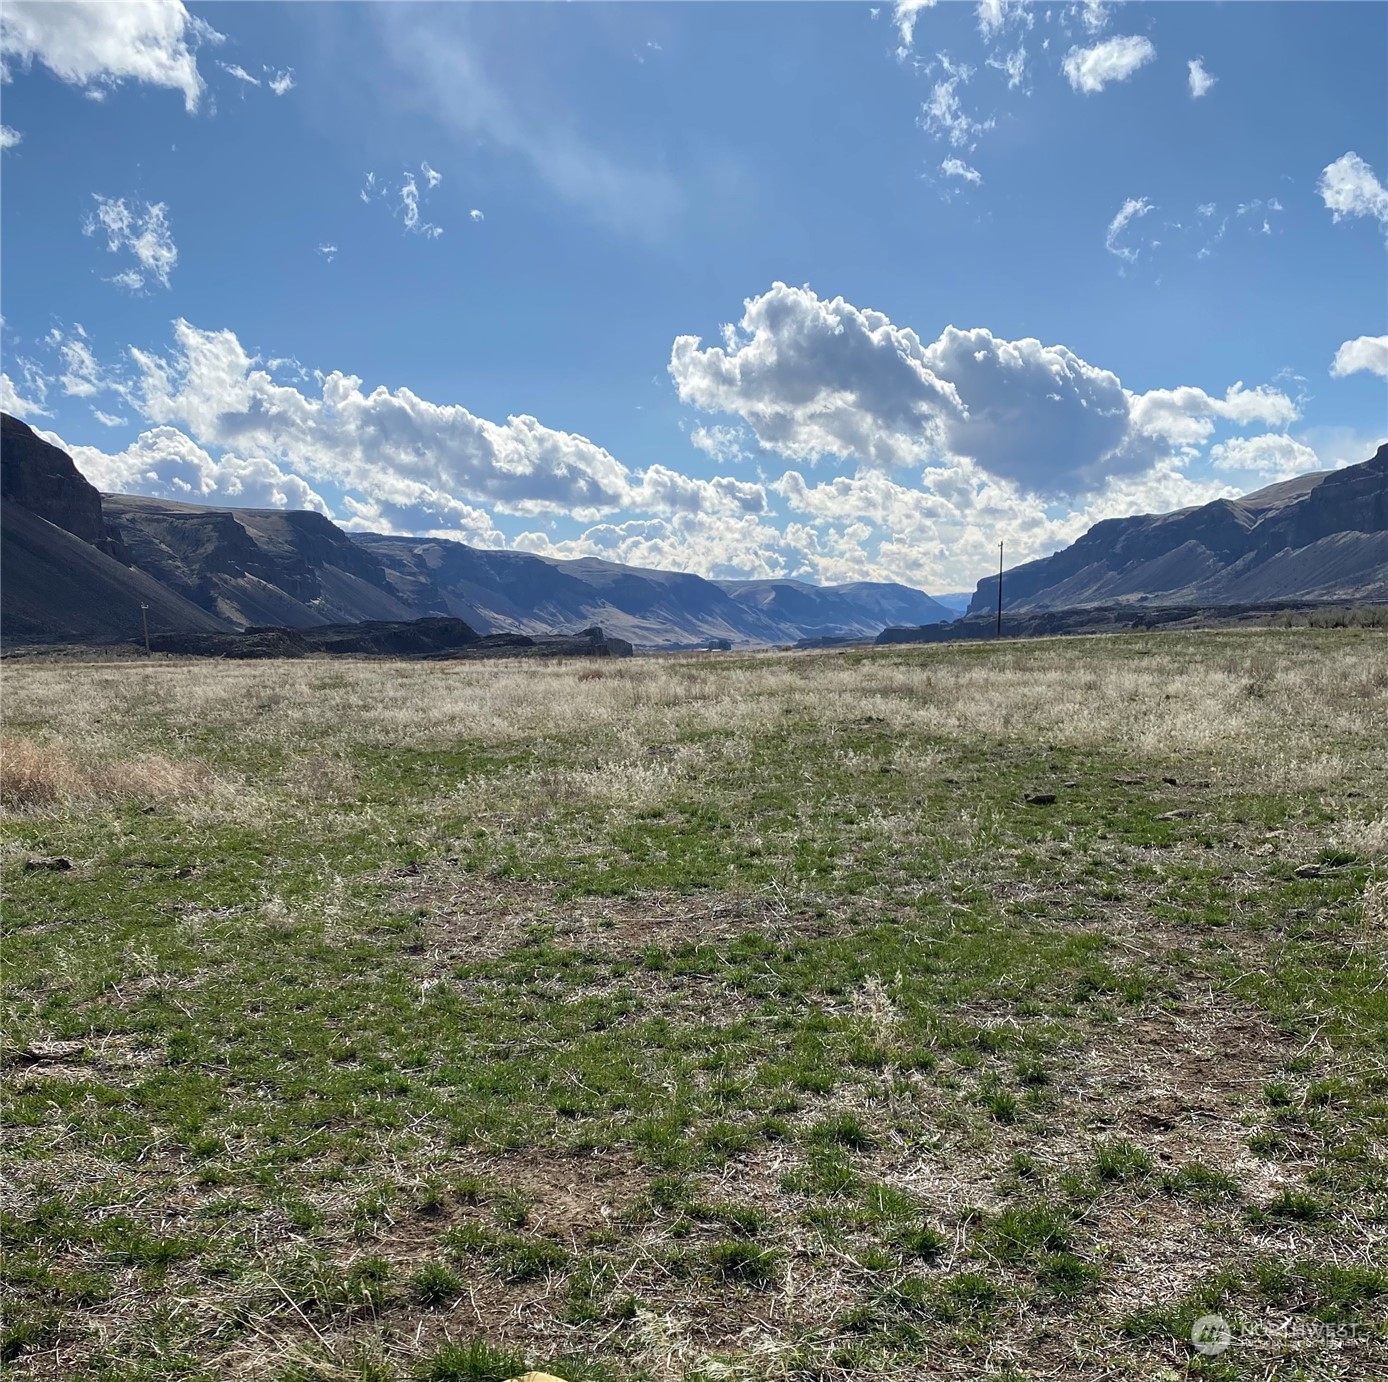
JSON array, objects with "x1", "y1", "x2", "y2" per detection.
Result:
[{"x1": 6, "y1": 282, "x2": 1375, "y2": 595}]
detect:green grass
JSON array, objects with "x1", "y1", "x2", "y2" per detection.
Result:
[{"x1": 3, "y1": 628, "x2": 1387, "y2": 1379}]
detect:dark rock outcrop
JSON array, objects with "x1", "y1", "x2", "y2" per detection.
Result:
[
  {"x1": 1, "y1": 415, "x2": 230, "y2": 644},
  {"x1": 146, "y1": 617, "x2": 633, "y2": 660},
  {"x1": 102, "y1": 495, "x2": 418, "y2": 628},
  {"x1": 879, "y1": 599, "x2": 1386, "y2": 645},
  {"x1": 1, "y1": 498, "x2": 233, "y2": 644},
  {"x1": 1, "y1": 413, "x2": 130, "y2": 560}
]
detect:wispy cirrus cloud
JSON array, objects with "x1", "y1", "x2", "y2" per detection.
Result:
[
  {"x1": 891, "y1": 0, "x2": 938, "y2": 56},
  {"x1": 218, "y1": 59, "x2": 293, "y2": 97},
  {"x1": 82, "y1": 195, "x2": 177, "y2": 290},
  {"x1": 976, "y1": 0, "x2": 1031, "y2": 39},
  {"x1": 919, "y1": 54, "x2": 995, "y2": 149},
  {"x1": 1104, "y1": 196, "x2": 1153, "y2": 263},
  {"x1": 375, "y1": 7, "x2": 683, "y2": 239},
  {"x1": 219, "y1": 61, "x2": 258, "y2": 86},
  {"x1": 361, "y1": 164, "x2": 444, "y2": 238}
]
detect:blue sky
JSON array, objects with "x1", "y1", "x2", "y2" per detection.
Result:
[{"x1": 2, "y1": 0, "x2": 1385, "y2": 594}]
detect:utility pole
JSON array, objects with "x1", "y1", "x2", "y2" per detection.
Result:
[
  {"x1": 140, "y1": 602, "x2": 151, "y2": 655},
  {"x1": 995, "y1": 541, "x2": 1004, "y2": 639}
]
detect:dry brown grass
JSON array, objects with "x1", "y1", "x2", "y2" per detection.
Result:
[
  {"x1": 6, "y1": 630, "x2": 1386, "y2": 779},
  {"x1": 0, "y1": 734, "x2": 223, "y2": 812}
]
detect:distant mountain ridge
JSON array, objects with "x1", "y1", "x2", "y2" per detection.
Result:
[
  {"x1": 968, "y1": 444, "x2": 1388, "y2": 614},
  {"x1": 716, "y1": 578, "x2": 952, "y2": 639},
  {"x1": 0, "y1": 413, "x2": 951, "y2": 647},
  {"x1": 13, "y1": 413, "x2": 1378, "y2": 650}
]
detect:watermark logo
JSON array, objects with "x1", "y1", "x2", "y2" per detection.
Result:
[{"x1": 1191, "y1": 1314, "x2": 1232, "y2": 1356}]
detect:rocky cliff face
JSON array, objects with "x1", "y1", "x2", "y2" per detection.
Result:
[
  {"x1": 969, "y1": 444, "x2": 1388, "y2": 613},
  {"x1": 101, "y1": 495, "x2": 418, "y2": 628},
  {"x1": 1, "y1": 490, "x2": 231, "y2": 646},
  {"x1": 0, "y1": 414, "x2": 130, "y2": 561}
]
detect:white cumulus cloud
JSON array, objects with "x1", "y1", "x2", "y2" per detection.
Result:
[
  {"x1": 515, "y1": 512, "x2": 804, "y2": 583},
  {"x1": 1330, "y1": 335, "x2": 1388, "y2": 379},
  {"x1": 941, "y1": 157, "x2": 983, "y2": 184},
  {"x1": 0, "y1": 124, "x2": 20, "y2": 150},
  {"x1": 1319, "y1": 152, "x2": 1388, "y2": 227},
  {"x1": 1062, "y1": 35, "x2": 1156, "y2": 93},
  {"x1": 630, "y1": 465, "x2": 768, "y2": 518},
  {"x1": 46, "y1": 301, "x2": 1324, "y2": 594},
  {"x1": 1187, "y1": 57, "x2": 1215, "y2": 98},
  {"x1": 668, "y1": 282, "x2": 1300, "y2": 501},
  {"x1": 121, "y1": 320, "x2": 634, "y2": 519},
  {"x1": 64, "y1": 426, "x2": 332, "y2": 513},
  {"x1": 1127, "y1": 383, "x2": 1298, "y2": 447},
  {"x1": 1208, "y1": 433, "x2": 1322, "y2": 481},
  {"x1": 0, "y1": 0, "x2": 219, "y2": 111},
  {"x1": 0, "y1": 371, "x2": 47, "y2": 417},
  {"x1": 690, "y1": 424, "x2": 752, "y2": 464}
]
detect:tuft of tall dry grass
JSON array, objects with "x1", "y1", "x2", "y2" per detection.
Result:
[{"x1": 0, "y1": 735, "x2": 221, "y2": 812}]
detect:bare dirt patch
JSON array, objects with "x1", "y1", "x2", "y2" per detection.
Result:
[
  {"x1": 1064, "y1": 1000, "x2": 1301, "y2": 1179},
  {"x1": 371, "y1": 1146, "x2": 654, "y2": 1265},
  {"x1": 3, "y1": 1031, "x2": 165, "y2": 1086},
  {"x1": 390, "y1": 866, "x2": 842, "y2": 965}
]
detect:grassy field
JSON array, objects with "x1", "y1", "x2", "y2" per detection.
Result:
[{"x1": 2, "y1": 630, "x2": 1386, "y2": 1381}]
